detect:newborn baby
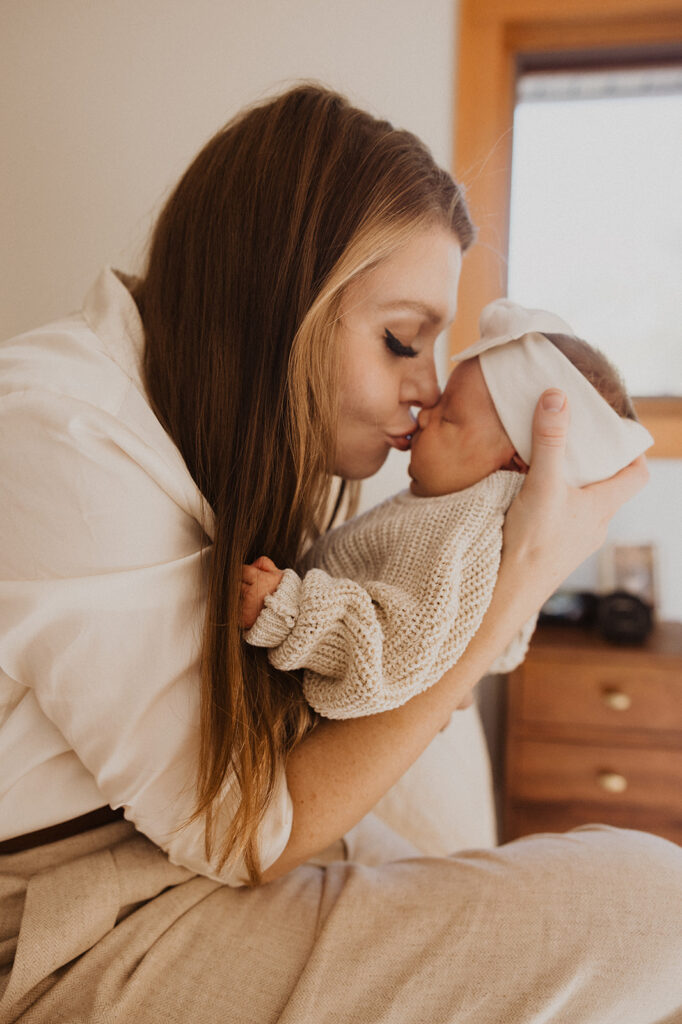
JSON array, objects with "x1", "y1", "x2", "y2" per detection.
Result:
[{"x1": 243, "y1": 300, "x2": 653, "y2": 719}]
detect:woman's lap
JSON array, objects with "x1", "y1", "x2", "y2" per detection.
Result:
[{"x1": 2, "y1": 820, "x2": 682, "y2": 1024}]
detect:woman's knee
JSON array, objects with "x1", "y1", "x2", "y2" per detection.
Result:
[
  {"x1": 564, "y1": 823, "x2": 682, "y2": 885},
  {"x1": 559, "y1": 823, "x2": 681, "y2": 867},
  {"x1": 499, "y1": 823, "x2": 682, "y2": 921}
]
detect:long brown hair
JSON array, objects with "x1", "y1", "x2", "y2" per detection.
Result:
[{"x1": 134, "y1": 84, "x2": 474, "y2": 883}]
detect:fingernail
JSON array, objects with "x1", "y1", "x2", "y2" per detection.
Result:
[{"x1": 542, "y1": 390, "x2": 565, "y2": 412}]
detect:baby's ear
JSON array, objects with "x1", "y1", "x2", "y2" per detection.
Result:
[{"x1": 501, "y1": 452, "x2": 529, "y2": 474}]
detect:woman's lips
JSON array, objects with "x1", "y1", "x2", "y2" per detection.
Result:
[{"x1": 387, "y1": 433, "x2": 413, "y2": 452}]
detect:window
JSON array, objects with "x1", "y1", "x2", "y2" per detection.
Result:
[
  {"x1": 508, "y1": 64, "x2": 682, "y2": 397},
  {"x1": 454, "y1": 0, "x2": 682, "y2": 454}
]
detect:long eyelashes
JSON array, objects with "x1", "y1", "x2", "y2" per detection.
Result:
[{"x1": 384, "y1": 329, "x2": 418, "y2": 359}]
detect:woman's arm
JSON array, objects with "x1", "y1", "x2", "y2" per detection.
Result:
[{"x1": 262, "y1": 391, "x2": 648, "y2": 882}]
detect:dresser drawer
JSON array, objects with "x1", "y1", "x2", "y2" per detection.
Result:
[
  {"x1": 510, "y1": 738, "x2": 682, "y2": 814},
  {"x1": 504, "y1": 800, "x2": 682, "y2": 847},
  {"x1": 515, "y1": 660, "x2": 682, "y2": 733}
]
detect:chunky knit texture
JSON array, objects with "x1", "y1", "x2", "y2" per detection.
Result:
[{"x1": 245, "y1": 470, "x2": 538, "y2": 719}]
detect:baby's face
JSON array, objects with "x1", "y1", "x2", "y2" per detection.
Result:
[{"x1": 408, "y1": 357, "x2": 516, "y2": 497}]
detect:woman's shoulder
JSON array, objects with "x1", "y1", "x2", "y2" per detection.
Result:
[
  {"x1": 0, "y1": 268, "x2": 144, "y2": 418},
  {"x1": 0, "y1": 271, "x2": 213, "y2": 576}
]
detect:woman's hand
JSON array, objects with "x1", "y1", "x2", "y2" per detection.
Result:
[
  {"x1": 502, "y1": 389, "x2": 649, "y2": 609},
  {"x1": 240, "y1": 556, "x2": 284, "y2": 629}
]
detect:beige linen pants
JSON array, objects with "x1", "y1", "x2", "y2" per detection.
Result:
[{"x1": 2, "y1": 711, "x2": 682, "y2": 1024}]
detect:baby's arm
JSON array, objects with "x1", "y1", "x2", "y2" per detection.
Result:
[
  {"x1": 240, "y1": 556, "x2": 284, "y2": 630},
  {"x1": 242, "y1": 486, "x2": 505, "y2": 718},
  {"x1": 240, "y1": 561, "x2": 378, "y2": 696}
]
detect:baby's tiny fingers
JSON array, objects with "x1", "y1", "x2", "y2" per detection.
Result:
[
  {"x1": 254, "y1": 555, "x2": 278, "y2": 572},
  {"x1": 239, "y1": 598, "x2": 257, "y2": 628}
]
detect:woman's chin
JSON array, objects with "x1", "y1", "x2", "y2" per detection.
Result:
[{"x1": 334, "y1": 446, "x2": 390, "y2": 480}]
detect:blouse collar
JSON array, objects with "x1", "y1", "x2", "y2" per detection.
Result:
[{"x1": 82, "y1": 266, "x2": 146, "y2": 393}]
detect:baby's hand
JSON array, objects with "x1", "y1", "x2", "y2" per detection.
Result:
[{"x1": 240, "y1": 556, "x2": 285, "y2": 630}]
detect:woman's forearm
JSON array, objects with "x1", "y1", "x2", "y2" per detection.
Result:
[{"x1": 262, "y1": 543, "x2": 538, "y2": 883}]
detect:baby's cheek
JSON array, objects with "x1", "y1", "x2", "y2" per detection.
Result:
[{"x1": 413, "y1": 432, "x2": 437, "y2": 465}]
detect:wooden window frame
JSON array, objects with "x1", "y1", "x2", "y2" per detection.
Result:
[{"x1": 453, "y1": 0, "x2": 682, "y2": 457}]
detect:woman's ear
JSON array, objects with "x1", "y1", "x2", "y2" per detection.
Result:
[{"x1": 501, "y1": 451, "x2": 529, "y2": 474}]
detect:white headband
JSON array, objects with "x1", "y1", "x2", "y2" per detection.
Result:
[{"x1": 453, "y1": 299, "x2": 654, "y2": 487}]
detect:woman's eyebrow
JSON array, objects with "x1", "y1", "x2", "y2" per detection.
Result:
[{"x1": 375, "y1": 299, "x2": 443, "y2": 325}]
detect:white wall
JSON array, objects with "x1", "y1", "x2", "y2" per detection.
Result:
[
  {"x1": 2, "y1": 0, "x2": 680, "y2": 619},
  {"x1": 0, "y1": 0, "x2": 458, "y2": 340},
  {"x1": 561, "y1": 459, "x2": 682, "y2": 622}
]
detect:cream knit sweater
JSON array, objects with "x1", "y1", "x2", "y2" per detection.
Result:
[{"x1": 245, "y1": 469, "x2": 538, "y2": 719}]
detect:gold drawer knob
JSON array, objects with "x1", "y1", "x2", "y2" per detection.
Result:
[
  {"x1": 601, "y1": 688, "x2": 632, "y2": 712},
  {"x1": 597, "y1": 771, "x2": 628, "y2": 794}
]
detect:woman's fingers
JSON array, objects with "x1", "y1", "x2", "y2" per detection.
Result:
[
  {"x1": 527, "y1": 390, "x2": 648, "y2": 518},
  {"x1": 584, "y1": 454, "x2": 650, "y2": 519},
  {"x1": 502, "y1": 394, "x2": 651, "y2": 614},
  {"x1": 526, "y1": 390, "x2": 570, "y2": 486}
]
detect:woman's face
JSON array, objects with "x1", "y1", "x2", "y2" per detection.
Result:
[{"x1": 334, "y1": 226, "x2": 463, "y2": 480}]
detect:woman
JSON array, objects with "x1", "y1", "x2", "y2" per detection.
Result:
[{"x1": 1, "y1": 85, "x2": 680, "y2": 1023}]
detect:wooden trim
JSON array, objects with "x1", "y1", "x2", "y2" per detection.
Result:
[
  {"x1": 632, "y1": 398, "x2": 682, "y2": 457},
  {"x1": 453, "y1": 0, "x2": 682, "y2": 457}
]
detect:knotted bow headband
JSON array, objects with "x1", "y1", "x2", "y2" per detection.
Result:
[{"x1": 453, "y1": 299, "x2": 654, "y2": 487}]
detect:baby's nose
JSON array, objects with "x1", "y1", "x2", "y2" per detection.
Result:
[{"x1": 416, "y1": 406, "x2": 431, "y2": 430}]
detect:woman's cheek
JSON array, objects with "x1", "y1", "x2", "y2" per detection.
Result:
[
  {"x1": 359, "y1": 362, "x2": 393, "y2": 417},
  {"x1": 343, "y1": 359, "x2": 380, "y2": 417}
]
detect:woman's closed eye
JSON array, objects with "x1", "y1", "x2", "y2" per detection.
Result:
[{"x1": 384, "y1": 328, "x2": 418, "y2": 359}]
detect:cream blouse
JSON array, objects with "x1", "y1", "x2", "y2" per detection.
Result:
[{"x1": 0, "y1": 268, "x2": 293, "y2": 885}]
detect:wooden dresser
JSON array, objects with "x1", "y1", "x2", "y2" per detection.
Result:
[{"x1": 503, "y1": 620, "x2": 682, "y2": 844}]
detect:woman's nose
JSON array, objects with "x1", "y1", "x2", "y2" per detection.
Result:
[{"x1": 406, "y1": 360, "x2": 440, "y2": 412}]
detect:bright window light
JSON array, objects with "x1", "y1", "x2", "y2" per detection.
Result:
[{"x1": 508, "y1": 65, "x2": 682, "y2": 397}]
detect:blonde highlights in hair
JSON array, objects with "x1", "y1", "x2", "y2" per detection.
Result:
[{"x1": 287, "y1": 215, "x2": 435, "y2": 522}]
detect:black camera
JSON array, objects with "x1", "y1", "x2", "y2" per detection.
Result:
[{"x1": 596, "y1": 590, "x2": 653, "y2": 645}]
